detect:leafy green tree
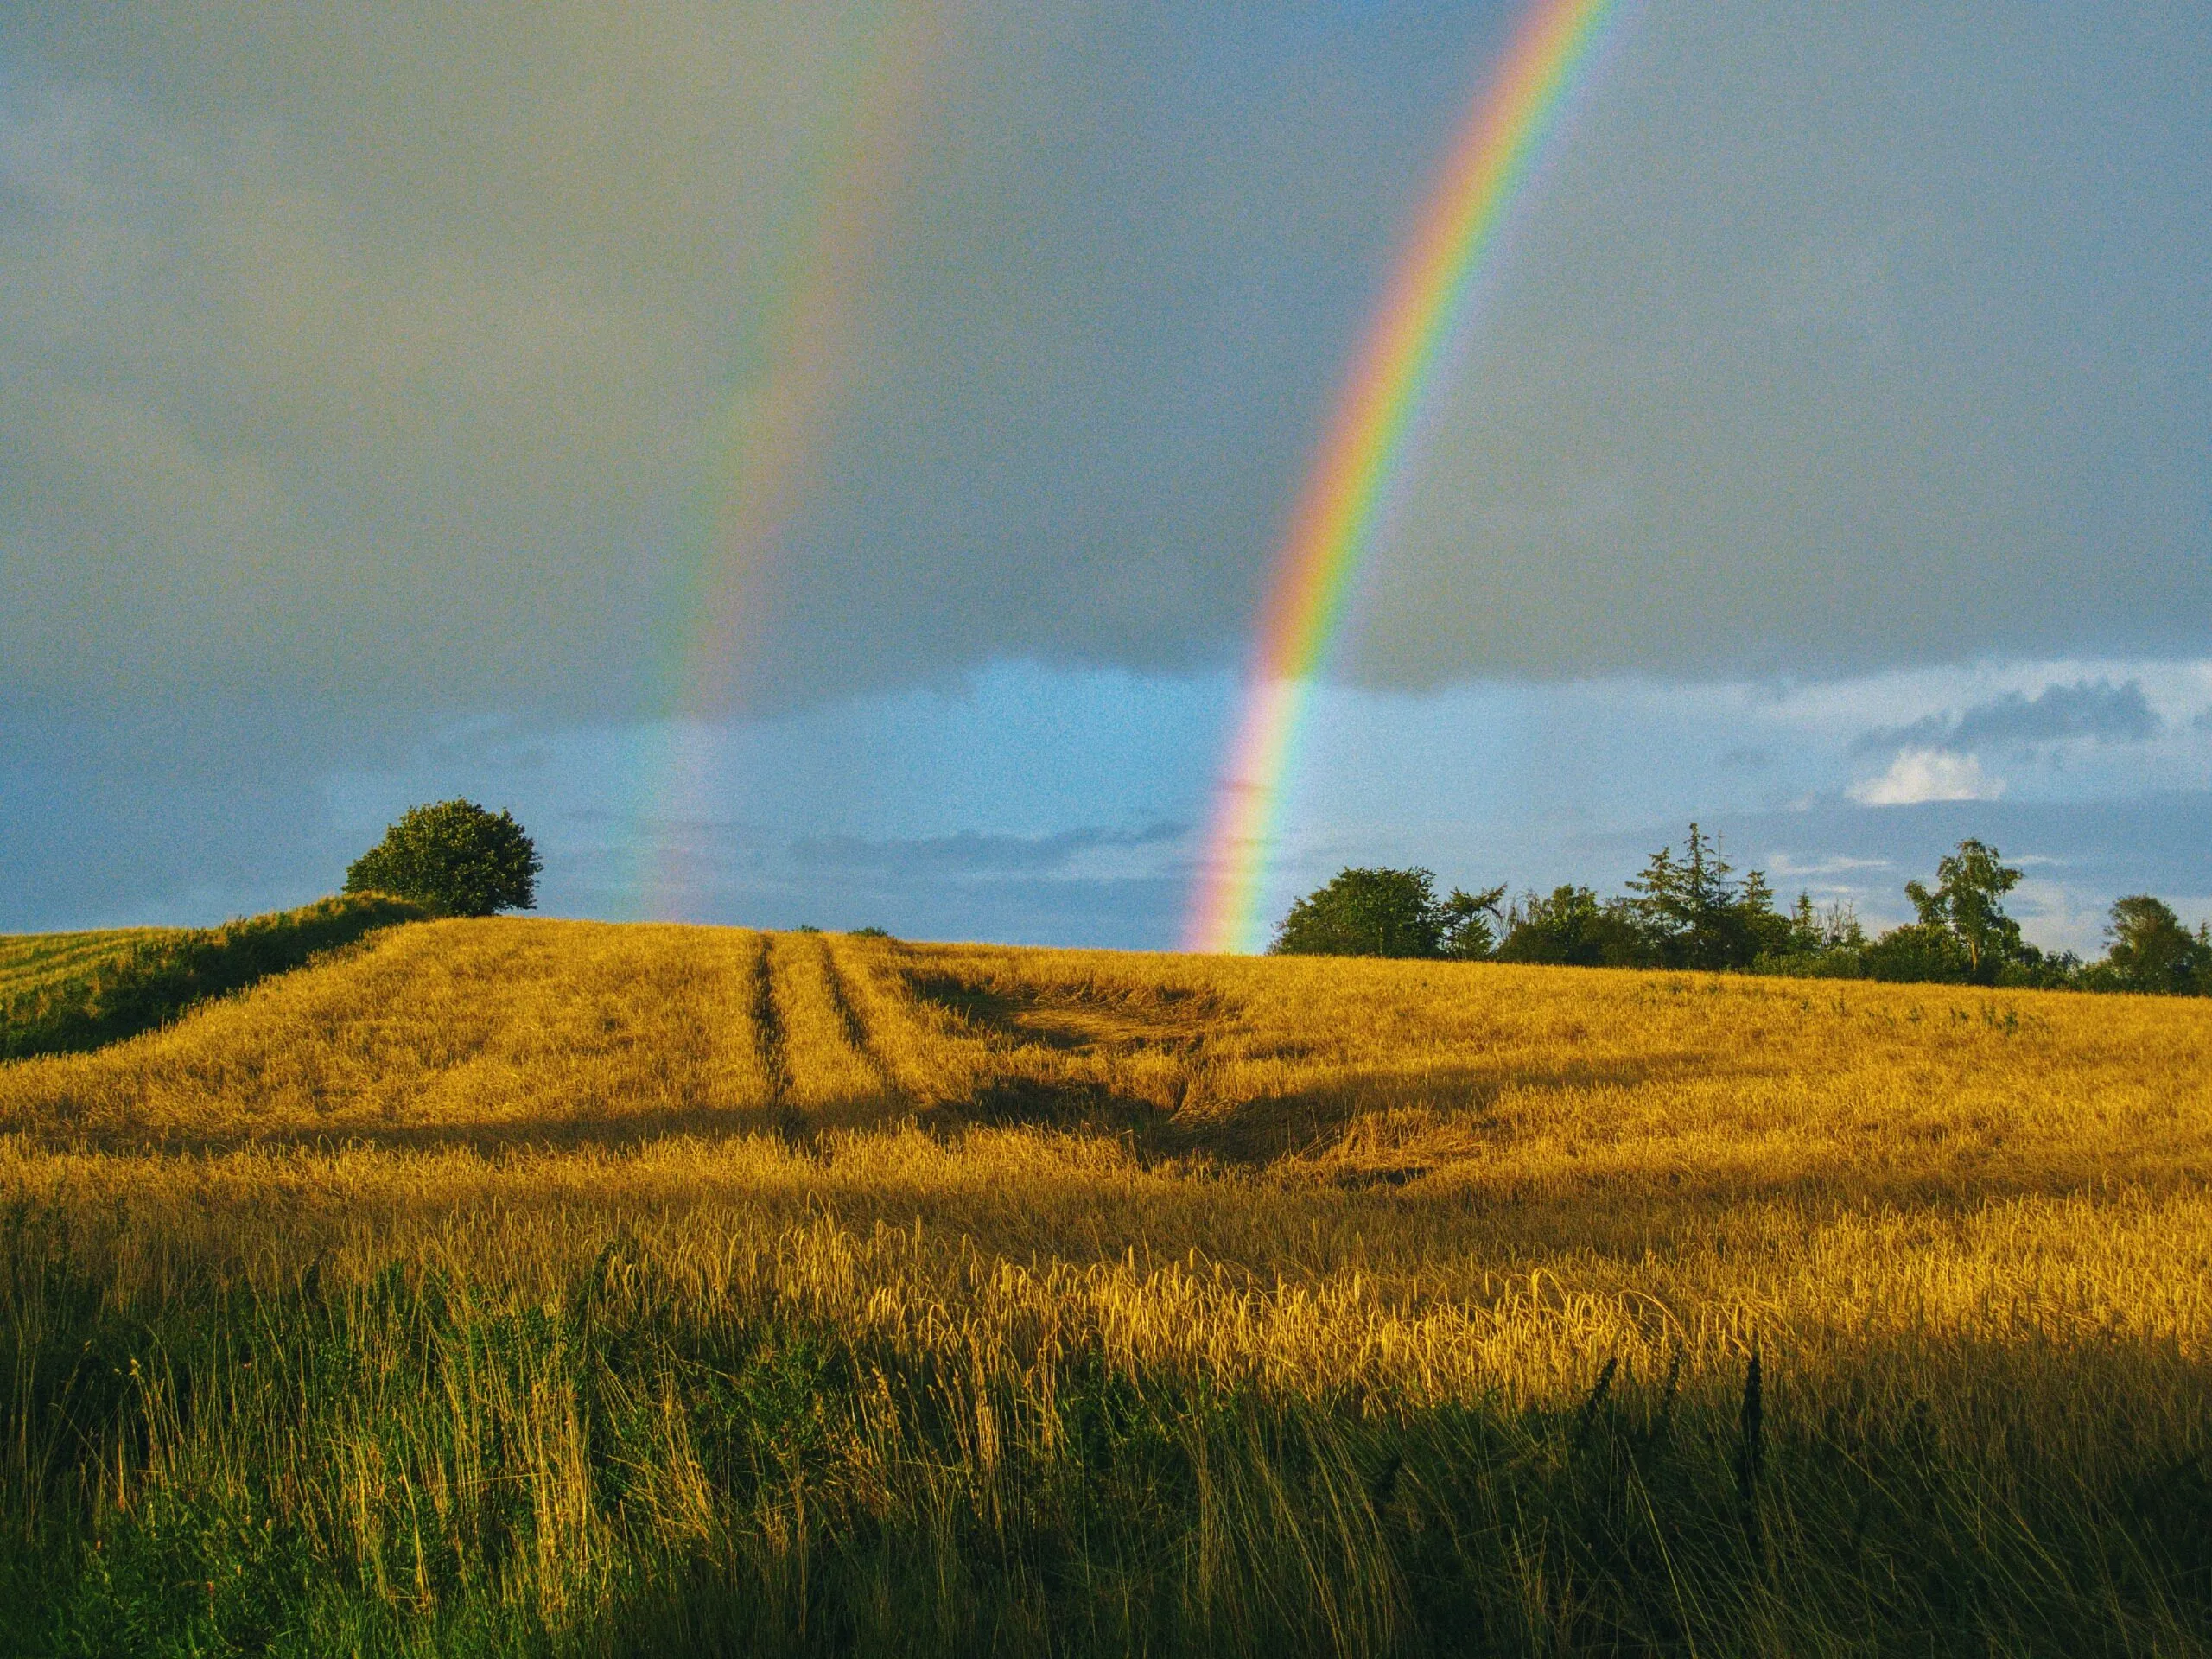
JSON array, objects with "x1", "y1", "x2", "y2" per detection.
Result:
[
  {"x1": 1495, "y1": 885, "x2": 1646, "y2": 968},
  {"x1": 344, "y1": 800, "x2": 541, "y2": 918},
  {"x1": 1861, "y1": 922, "x2": 1971, "y2": 983},
  {"x1": 1271, "y1": 867, "x2": 1444, "y2": 957},
  {"x1": 1438, "y1": 884, "x2": 1509, "y2": 960},
  {"x1": 1902, "y1": 839, "x2": 2024, "y2": 983},
  {"x1": 2096, "y1": 895, "x2": 2207, "y2": 995},
  {"x1": 1271, "y1": 868, "x2": 1505, "y2": 959}
]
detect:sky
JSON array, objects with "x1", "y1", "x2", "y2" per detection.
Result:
[{"x1": 2, "y1": 1, "x2": 2208, "y2": 954}]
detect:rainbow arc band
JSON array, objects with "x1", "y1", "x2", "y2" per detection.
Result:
[
  {"x1": 1184, "y1": 0, "x2": 1622, "y2": 954},
  {"x1": 636, "y1": 4, "x2": 944, "y2": 914}
]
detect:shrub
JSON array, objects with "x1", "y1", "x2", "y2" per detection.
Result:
[
  {"x1": 1496, "y1": 885, "x2": 1647, "y2": 968},
  {"x1": 344, "y1": 800, "x2": 541, "y2": 918},
  {"x1": 1861, "y1": 922, "x2": 1970, "y2": 983}
]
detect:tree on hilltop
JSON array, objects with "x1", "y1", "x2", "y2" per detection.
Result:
[
  {"x1": 1273, "y1": 867, "x2": 1440, "y2": 957},
  {"x1": 343, "y1": 800, "x2": 541, "y2": 918}
]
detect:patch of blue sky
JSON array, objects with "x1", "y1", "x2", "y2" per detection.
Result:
[{"x1": 290, "y1": 654, "x2": 2212, "y2": 956}]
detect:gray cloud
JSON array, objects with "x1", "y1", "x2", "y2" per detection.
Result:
[
  {"x1": 1354, "y1": 8, "x2": 2211, "y2": 686},
  {"x1": 790, "y1": 823, "x2": 1184, "y2": 879},
  {"x1": 0, "y1": 0, "x2": 919, "y2": 717},
  {"x1": 1856, "y1": 680, "x2": 2162, "y2": 754},
  {"x1": 0, "y1": 1, "x2": 1480, "y2": 721},
  {"x1": 1951, "y1": 682, "x2": 2163, "y2": 747},
  {"x1": 0, "y1": 2, "x2": 2205, "y2": 734}
]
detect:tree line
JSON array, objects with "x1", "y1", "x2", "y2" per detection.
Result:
[{"x1": 1271, "y1": 826, "x2": 2210, "y2": 995}]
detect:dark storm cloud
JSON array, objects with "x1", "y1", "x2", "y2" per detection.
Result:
[
  {"x1": 0, "y1": 1, "x2": 1495, "y2": 722},
  {"x1": 1, "y1": 3, "x2": 2204, "y2": 731},
  {"x1": 1352, "y1": 7, "x2": 2212, "y2": 686}
]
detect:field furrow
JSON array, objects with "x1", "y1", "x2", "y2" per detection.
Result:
[
  {"x1": 767, "y1": 931, "x2": 898, "y2": 1122},
  {"x1": 821, "y1": 932, "x2": 990, "y2": 1105}
]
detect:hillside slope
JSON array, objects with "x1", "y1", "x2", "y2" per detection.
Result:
[
  {"x1": 0, "y1": 919, "x2": 2207, "y2": 1656},
  {"x1": 0, "y1": 925, "x2": 160, "y2": 1000},
  {"x1": 0, "y1": 894, "x2": 423, "y2": 1060},
  {"x1": 6, "y1": 918, "x2": 2207, "y2": 1194}
]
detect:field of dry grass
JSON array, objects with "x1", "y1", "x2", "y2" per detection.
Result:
[{"x1": 0, "y1": 918, "x2": 2207, "y2": 1655}]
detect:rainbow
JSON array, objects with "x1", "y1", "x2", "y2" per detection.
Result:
[
  {"x1": 634, "y1": 3, "x2": 943, "y2": 915},
  {"x1": 1183, "y1": 0, "x2": 1623, "y2": 953}
]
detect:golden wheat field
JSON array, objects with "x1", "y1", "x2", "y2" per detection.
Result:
[{"x1": 2, "y1": 917, "x2": 2209, "y2": 1656}]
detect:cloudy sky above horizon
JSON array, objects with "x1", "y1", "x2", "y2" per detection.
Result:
[{"x1": 3, "y1": 2, "x2": 2208, "y2": 951}]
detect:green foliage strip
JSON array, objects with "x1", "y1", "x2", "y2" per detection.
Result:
[
  {"x1": 0, "y1": 1215, "x2": 2202, "y2": 1655},
  {"x1": 1276, "y1": 828, "x2": 2212, "y2": 995},
  {"x1": 0, "y1": 893, "x2": 425, "y2": 1061}
]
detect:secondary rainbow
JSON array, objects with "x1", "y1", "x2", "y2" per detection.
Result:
[
  {"x1": 1184, "y1": 0, "x2": 1623, "y2": 953},
  {"x1": 632, "y1": 3, "x2": 943, "y2": 916}
]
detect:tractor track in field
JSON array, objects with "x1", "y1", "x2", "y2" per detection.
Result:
[
  {"x1": 817, "y1": 936, "x2": 906, "y2": 1104},
  {"x1": 750, "y1": 933, "x2": 803, "y2": 1136}
]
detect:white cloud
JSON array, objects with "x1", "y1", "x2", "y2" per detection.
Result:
[
  {"x1": 1847, "y1": 748, "x2": 2004, "y2": 807},
  {"x1": 1766, "y1": 853, "x2": 1893, "y2": 877}
]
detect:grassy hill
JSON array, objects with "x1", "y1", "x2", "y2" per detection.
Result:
[
  {"x1": 0, "y1": 925, "x2": 161, "y2": 998},
  {"x1": 0, "y1": 894, "x2": 424, "y2": 1061},
  {"x1": 0, "y1": 918, "x2": 2207, "y2": 1655}
]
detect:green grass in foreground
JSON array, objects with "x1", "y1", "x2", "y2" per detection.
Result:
[
  {"x1": 2, "y1": 1213, "x2": 2204, "y2": 1658},
  {"x1": 0, "y1": 895, "x2": 424, "y2": 1061}
]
